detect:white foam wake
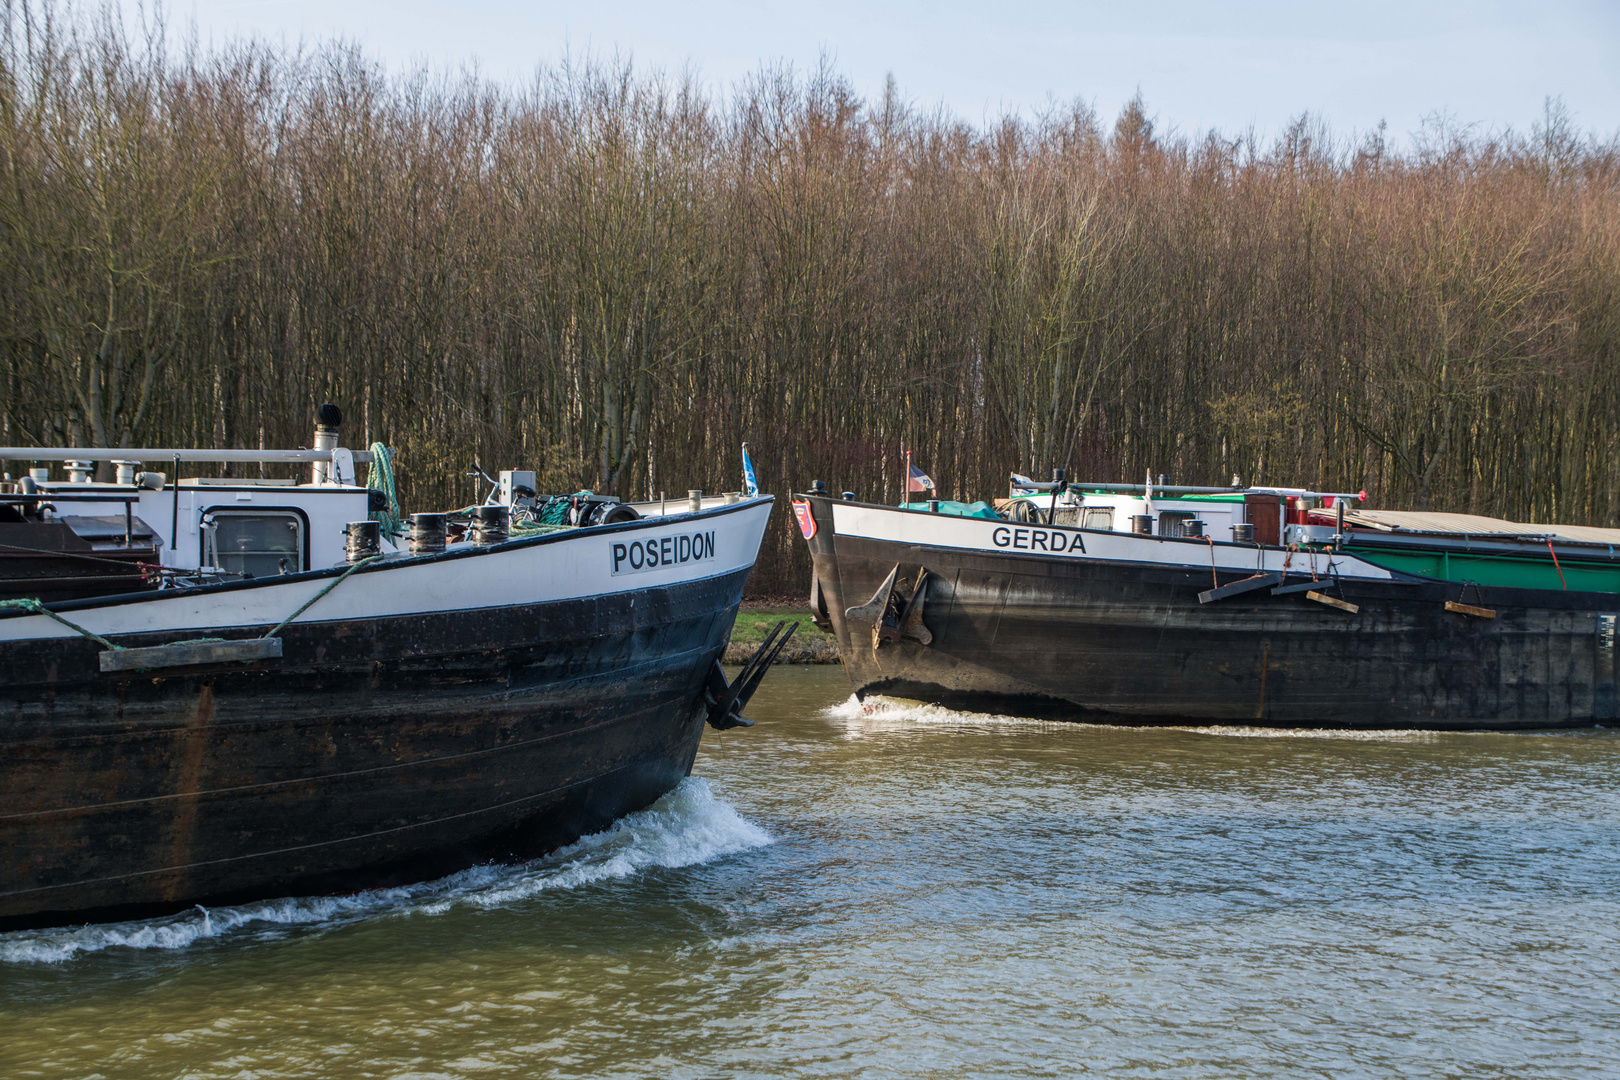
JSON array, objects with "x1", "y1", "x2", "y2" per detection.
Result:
[
  {"x1": 826, "y1": 694, "x2": 1453, "y2": 741},
  {"x1": 824, "y1": 694, "x2": 1062, "y2": 733},
  {"x1": 0, "y1": 777, "x2": 769, "y2": 964},
  {"x1": 1173, "y1": 724, "x2": 1442, "y2": 741}
]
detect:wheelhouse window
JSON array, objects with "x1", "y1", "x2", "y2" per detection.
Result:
[
  {"x1": 206, "y1": 511, "x2": 303, "y2": 578},
  {"x1": 1081, "y1": 508, "x2": 1115, "y2": 531},
  {"x1": 1158, "y1": 511, "x2": 1197, "y2": 537}
]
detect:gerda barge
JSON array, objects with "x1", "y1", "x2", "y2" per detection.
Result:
[
  {"x1": 795, "y1": 476, "x2": 1620, "y2": 730},
  {"x1": 0, "y1": 413, "x2": 782, "y2": 928}
]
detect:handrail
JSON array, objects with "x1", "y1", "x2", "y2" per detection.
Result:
[
  {"x1": 0, "y1": 448, "x2": 375, "y2": 464},
  {"x1": 1028, "y1": 480, "x2": 1364, "y2": 500},
  {"x1": 0, "y1": 493, "x2": 137, "y2": 503}
]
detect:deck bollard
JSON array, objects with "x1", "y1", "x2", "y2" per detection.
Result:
[{"x1": 345, "y1": 520, "x2": 381, "y2": 562}]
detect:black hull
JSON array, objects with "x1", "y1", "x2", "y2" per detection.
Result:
[
  {"x1": 0, "y1": 569, "x2": 747, "y2": 929},
  {"x1": 804, "y1": 496, "x2": 1619, "y2": 731}
]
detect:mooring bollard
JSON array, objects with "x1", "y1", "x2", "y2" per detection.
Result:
[
  {"x1": 345, "y1": 520, "x2": 381, "y2": 562},
  {"x1": 408, "y1": 513, "x2": 446, "y2": 554},
  {"x1": 470, "y1": 505, "x2": 509, "y2": 545}
]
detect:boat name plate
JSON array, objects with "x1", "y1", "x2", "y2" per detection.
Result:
[
  {"x1": 611, "y1": 531, "x2": 716, "y2": 576},
  {"x1": 990, "y1": 526, "x2": 1086, "y2": 555}
]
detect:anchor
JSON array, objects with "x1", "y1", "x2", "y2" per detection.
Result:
[
  {"x1": 705, "y1": 620, "x2": 798, "y2": 730},
  {"x1": 844, "y1": 565, "x2": 934, "y2": 649},
  {"x1": 899, "y1": 569, "x2": 933, "y2": 645}
]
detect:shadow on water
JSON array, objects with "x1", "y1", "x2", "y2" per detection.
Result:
[{"x1": 4, "y1": 664, "x2": 1619, "y2": 1079}]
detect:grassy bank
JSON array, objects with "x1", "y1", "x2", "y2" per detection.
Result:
[{"x1": 724, "y1": 604, "x2": 842, "y2": 664}]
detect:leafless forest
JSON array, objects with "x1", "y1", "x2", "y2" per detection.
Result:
[{"x1": 2, "y1": 6, "x2": 1617, "y2": 593}]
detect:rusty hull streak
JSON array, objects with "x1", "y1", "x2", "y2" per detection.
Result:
[
  {"x1": 1255, "y1": 641, "x2": 1270, "y2": 721},
  {"x1": 163, "y1": 682, "x2": 214, "y2": 903}
]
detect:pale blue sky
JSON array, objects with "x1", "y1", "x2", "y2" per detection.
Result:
[{"x1": 145, "y1": 1, "x2": 1619, "y2": 142}]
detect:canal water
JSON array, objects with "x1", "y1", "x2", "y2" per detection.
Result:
[{"x1": 3, "y1": 665, "x2": 1618, "y2": 1078}]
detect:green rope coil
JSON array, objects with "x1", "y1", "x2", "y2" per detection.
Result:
[
  {"x1": 420, "y1": 491, "x2": 594, "y2": 538},
  {"x1": 367, "y1": 442, "x2": 405, "y2": 539},
  {"x1": 537, "y1": 498, "x2": 571, "y2": 526},
  {"x1": 502, "y1": 492, "x2": 591, "y2": 535},
  {"x1": 533, "y1": 492, "x2": 593, "y2": 527}
]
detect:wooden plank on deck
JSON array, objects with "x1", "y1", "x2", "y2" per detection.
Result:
[
  {"x1": 1199, "y1": 572, "x2": 1283, "y2": 604},
  {"x1": 1307, "y1": 591, "x2": 1360, "y2": 614}
]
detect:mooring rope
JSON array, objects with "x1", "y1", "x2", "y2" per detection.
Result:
[
  {"x1": 261, "y1": 555, "x2": 381, "y2": 639},
  {"x1": 537, "y1": 496, "x2": 576, "y2": 526},
  {"x1": 366, "y1": 442, "x2": 405, "y2": 539},
  {"x1": 509, "y1": 492, "x2": 589, "y2": 534},
  {"x1": 0, "y1": 598, "x2": 121, "y2": 649},
  {"x1": 1, "y1": 553, "x2": 382, "y2": 655}
]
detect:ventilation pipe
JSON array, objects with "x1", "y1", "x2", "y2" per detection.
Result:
[{"x1": 311, "y1": 403, "x2": 342, "y2": 485}]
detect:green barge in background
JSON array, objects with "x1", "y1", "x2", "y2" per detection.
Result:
[{"x1": 1333, "y1": 509, "x2": 1620, "y2": 594}]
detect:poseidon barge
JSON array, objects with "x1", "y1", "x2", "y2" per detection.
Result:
[
  {"x1": 795, "y1": 474, "x2": 1620, "y2": 730},
  {"x1": 0, "y1": 411, "x2": 780, "y2": 929}
]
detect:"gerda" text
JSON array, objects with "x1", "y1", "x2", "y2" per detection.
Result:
[{"x1": 989, "y1": 526, "x2": 1086, "y2": 554}]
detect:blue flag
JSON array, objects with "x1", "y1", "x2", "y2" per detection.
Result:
[{"x1": 742, "y1": 443, "x2": 759, "y2": 497}]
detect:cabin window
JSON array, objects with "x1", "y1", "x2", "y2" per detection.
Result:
[
  {"x1": 1081, "y1": 508, "x2": 1115, "y2": 531},
  {"x1": 207, "y1": 511, "x2": 303, "y2": 578},
  {"x1": 1158, "y1": 511, "x2": 1197, "y2": 537}
]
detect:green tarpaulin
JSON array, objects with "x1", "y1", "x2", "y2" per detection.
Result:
[{"x1": 901, "y1": 500, "x2": 1003, "y2": 520}]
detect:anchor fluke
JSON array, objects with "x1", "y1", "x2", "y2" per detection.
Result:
[
  {"x1": 706, "y1": 620, "x2": 798, "y2": 730},
  {"x1": 843, "y1": 564, "x2": 934, "y2": 650},
  {"x1": 900, "y1": 569, "x2": 932, "y2": 644},
  {"x1": 844, "y1": 565, "x2": 899, "y2": 625}
]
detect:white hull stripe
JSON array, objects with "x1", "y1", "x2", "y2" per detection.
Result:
[{"x1": 0, "y1": 499, "x2": 772, "y2": 644}]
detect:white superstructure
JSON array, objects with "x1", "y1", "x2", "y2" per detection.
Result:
[{"x1": 2, "y1": 448, "x2": 386, "y2": 577}]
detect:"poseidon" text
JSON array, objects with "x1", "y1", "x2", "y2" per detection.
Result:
[{"x1": 611, "y1": 531, "x2": 717, "y2": 575}]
